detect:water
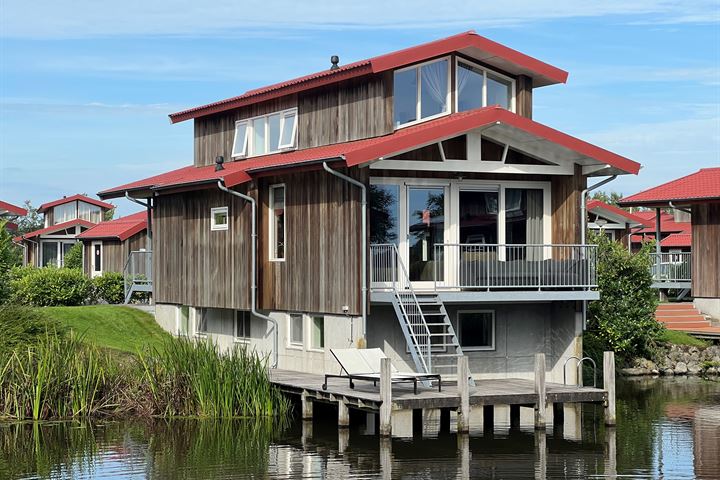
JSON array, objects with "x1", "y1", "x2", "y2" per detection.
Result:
[{"x1": 1, "y1": 377, "x2": 719, "y2": 479}]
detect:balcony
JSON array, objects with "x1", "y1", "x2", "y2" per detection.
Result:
[{"x1": 650, "y1": 252, "x2": 691, "y2": 289}]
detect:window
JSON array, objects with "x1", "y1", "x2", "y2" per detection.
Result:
[
  {"x1": 505, "y1": 188, "x2": 544, "y2": 260},
  {"x1": 91, "y1": 242, "x2": 102, "y2": 276},
  {"x1": 232, "y1": 108, "x2": 298, "y2": 158},
  {"x1": 41, "y1": 241, "x2": 59, "y2": 267},
  {"x1": 177, "y1": 306, "x2": 190, "y2": 336},
  {"x1": 195, "y1": 308, "x2": 208, "y2": 336},
  {"x1": 53, "y1": 202, "x2": 76, "y2": 224},
  {"x1": 311, "y1": 316, "x2": 325, "y2": 350},
  {"x1": 269, "y1": 185, "x2": 285, "y2": 261},
  {"x1": 458, "y1": 311, "x2": 495, "y2": 351},
  {"x1": 456, "y1": 59, "x2": 515, "y2": 113},
  {"x1": 235, "y1": 311, "x2": 252, "y2": 340},
  {"x1": 369, "y1": 184, "x2": 400, "y2": 244},
  {"x1": 393, "y1": 58, "x2": 449, "y2": 128},
  {"x1": 78, "y1": 202, "x2": 102, "y2": 223},
  {"x1": 289, "y1": 314, "x2": 304, "y2": 347},
  {"x1": 211, "y1": 207, "x2": 229, "y2": 231}
]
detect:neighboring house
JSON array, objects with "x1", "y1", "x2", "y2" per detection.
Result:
[
  {"x1": 15, "y1": 194, "x2": 114, "y2": 267},
  {"x1": 97, "y1": 31, "x2": 641, "y2": 382},
  {"x1": 0, "y1": 200, "x2": 27, "y2": 231},
  {"x1": 76, "y1": 211, "x2": 149, "y2": 278},
  {"x1": 629, "y1": 210, "x2": 692, "y2": 253},
  {"x1": 586, "y1": 199, "x2": 649, "y2": 249},
  {"x1": 620, "y1": 167, "x2": 720, "y2": 318}
]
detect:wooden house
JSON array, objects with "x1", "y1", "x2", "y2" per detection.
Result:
[
  {"x1": 77, "y1": 211, "x2": 148, "y2": 278},
  {"x1": 586, "y1": 199, "x2": 649, "y2": 249},
  {"x1": 0, "y1": 200, "x2": 26, "y2": 231},
  {"x1": 98, "y1": 31, "x2": 642, "y2": 381}
]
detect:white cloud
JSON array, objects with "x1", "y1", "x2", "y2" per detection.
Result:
[{"x1": 2, "y1": 0, "x2": 719, "y2": 39}]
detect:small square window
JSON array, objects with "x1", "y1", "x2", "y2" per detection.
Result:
[
  {"x1": 211, "y1": 207, "x2": 229, "y2": 231},
  {"x1": 289, "y1": 313, "x2": 304, "y2": 346},
  {"x1": 311, "y1": 316, "x2": 324, "y2": 350},
  {"x1": 458, "y1": 311, "x2": 495, "y2": 351},
  {"x1": 235, "y1": 311, "x2": 252, "y2": 340}
]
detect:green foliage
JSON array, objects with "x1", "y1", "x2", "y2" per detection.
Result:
[
  {"x1": 93, "y1": 271, "x2": 124, "y2": 304},
  {"x1": 10, "y1": 267, "x2": 93, "y2": 306},
  {"x1": 590, "y1": 190, "x2": 623, "y2": 206},
  {"x1": 62, "y1": 242, "x2": 83, "y2": 270},
  {"x1": 0, "y1": 220, "x2": 23, "y2": 303},
  {"x1": 659, "y1": 329, "x2": 708, "y2": 347},
  {"x1": 586, "y1": 232, "x2": 662, "y2": 361},
  {"x1": 14, "y1": 201, "x2": 43, "y2": 236},
  {"x1": 103, "y1": 207, "x2": 116, "y2": 221},
  {"x1": 0, "y1": 305, "x2": 65, "y2": 354}
]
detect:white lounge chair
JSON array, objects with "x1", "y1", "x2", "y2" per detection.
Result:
[{"x1": 323, "y1": 348, "x2": 441, "y2": 394}]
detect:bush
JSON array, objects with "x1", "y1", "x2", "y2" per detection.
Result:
[
  {"x1": 10, "y1": 267, "x2": 94, "y2": 306},
  {"x1": 586, "y1": 233, "x2": 662, "y2": 362},
  {"x1": 0, "y1": 221, "x2": 23, "y2": 303},
  {"x1": 0, "y1": 304, "x2": 65, "y2": 354},
  {"x1": 93, "y1": 272, "x2": 125, "y2": 304},
  {"x1": 63, "y1": 243, "x2": 83, "y2": 270}
]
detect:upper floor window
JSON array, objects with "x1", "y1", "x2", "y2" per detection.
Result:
[
  {"x1": 78, "y1": 201, "x2": 102, "y2": 223},
  {"x1": 456, "y1": 59, "x2": 514, "y2": 112},
  {"x1": 269, "y1": 185, "x2": 286, "y2": 261},
  {"x1": 53, "y1": 202, "x2": 76, "y2": 224},
  {"x1": 394, "y1": 58, "x2": 450, "y2": 128},
  {"x1": 232, "y1": 108, "x2": 297, "y2": 158}
]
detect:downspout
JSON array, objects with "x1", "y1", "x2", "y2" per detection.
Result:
[
  {"x1": 322, "y1": 161, "x2": 367, "y2": 346},
  {"x1": 580, "y1": 175, "x2": 618, "y2": 330},
  {"x1": 218, "y1": 180, "x2": 279, "y2": 368},
  {"x1": 125, "y1": 192, "x2": 152, "y2": 250},
  {"x1": 669, "y1": 202, "x2": 691, "y2": 215}
]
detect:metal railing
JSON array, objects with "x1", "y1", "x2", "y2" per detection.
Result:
[
  {"x1": 650, "y1": 252, "x2": 691, "y2": 283},
  {"x1": 123, "y1": 250, "x2": 152, "y2": 303}
]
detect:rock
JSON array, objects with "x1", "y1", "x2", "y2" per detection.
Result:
[
  {"x1": 674, "y1": 362, "x2": 688, "y2": 374},
  {"x1": 663, "y1": 369, "x2": 675, "y2": 376},
  {"x1": 651, "y1": 369, "x2": 660, "y2": 375},
  {"x1": 707, "y1": 367, "x2": 718, "y2": 375},
  {"x1": 688, "y1": 364, "x2": 702, "y2": 375},
  {"x1": 634, "y1": 358, "x2": 657, "y2": 370},
  {"x1": 621, "y1": 368, "x2": 648, "y2": 376}
]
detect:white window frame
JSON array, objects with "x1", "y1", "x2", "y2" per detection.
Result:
[
  {"x1": 269, "y1": 184, "x2": 286, "y2": 262},
  {"x1": 234, "y1": 310, "x2": 252, "y2": 343},
  {"x1": 454, "y1": 57, "x2": 516, "y2": 114},
  {"x1": 394, "y1": 56, "x2": 452, "y2": 129},
  {"x1": 91, "y1": 241, "x2": 103, "y2": 277},
  {"x1": 210, "y1": 206, "x2": 229, "y2": 231},
  {"x1": 232, "y1": 107, "x2": 298, "y2": 159},
  {"x1": 457, "y1": 310, "x2": 496, "y2": 351},
  {"x1": 288, "y1": 313, "x2": 304, "y2": 349},
  {"x1": 194, "y1": 308, "x2": 208, "y2": 337},
  {"x1": 309, "y1": 315, "x2": 325, "y2": 352}
]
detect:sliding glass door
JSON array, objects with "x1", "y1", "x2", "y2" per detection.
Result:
[{"x1": 407, "y1": 186, "x2": 445, "y2": 283}]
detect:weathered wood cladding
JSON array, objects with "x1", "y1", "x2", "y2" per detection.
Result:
[
  {"x1": 516, "y1": 75, "x2": 533, "y2": 119},
  {"x1": 153, "y1": 189, "x2": 252, "y2": 309},
  {"x1": 258, "y1": 168, "x2": 366, "y2": 315},
  {"x1": 82, "y1": 231, "x2": 147, "y2": 276},
  {"x1": 691, "y1": 202, "x2": 720, "y2": 298},
  {"x1": 551, "y1": 165, "x2": 586, "y2": 245}
]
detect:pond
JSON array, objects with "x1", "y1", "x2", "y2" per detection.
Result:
[{"x1": 1, "y1": 377, "x2": 719, "y2": 479}]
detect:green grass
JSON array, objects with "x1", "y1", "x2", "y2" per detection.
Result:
[
  {"x1": 42, "y1": 305, "x2": 171, "y2": 354},
  {"x1": 659, "y1": 329, "x2": 709, "y2": 348}
]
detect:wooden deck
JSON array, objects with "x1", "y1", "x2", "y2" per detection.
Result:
[{"x1": 270, "y1": 369, "x2": 607, "y2": 412}]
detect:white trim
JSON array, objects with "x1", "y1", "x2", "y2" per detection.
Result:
[
  {"x1": 369, "y1": 159, "x2": 575, "y2": 175},
  {"x1": 210, "y1": 206, "x2": 229, "y2": 231},
  {"x1": 394, "y1": 56, "x2": 452, "y2": 129},
  {"x1": 308, "y1": 315, "x2": 325, "y2": 352},
  {"x1": 278, "y1": 109, "x2": 298, "y2": 150},
  {"x1": 231, "y1": 120, "x2": 249, "y2": 157},
  {"x1": 457, "y1": 309, "x2": 496, "y2": 351},
  {"x1": 269, "y1": 184, "x2": 286, "y2": 262},
  {"x1": 91, "y1": 241, "x2": 103, "y2": 277},
  {"x1": 232, "y1": 107, "x2": 298, "y2": 159},
  {"x1": 455, "y1": 57, "x2": 516, "y2": 114}
]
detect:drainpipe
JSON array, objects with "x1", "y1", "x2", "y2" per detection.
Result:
[
  {"x1": 125, "y1": 192, "x2": 152, "y2": 250},
  {"x1": 668, "y1": 201, "x2": 691, "y2": 215},
  {"x1": 323, "y1": 161, "x2": 367, "y2": 346},
  {"x1": 218, "y1": 180, "x2": 279, "y2": 368},
  {"x1": 580, "y1": 175, "x2": 618, "y2": 330}
]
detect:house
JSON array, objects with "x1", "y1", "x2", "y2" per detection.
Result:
[
  {"x1": 620, "y1": 167, "x2": 720, "y2": 319},
  {"x1": 0, "y1": 200, "x2": 27, "y2": 231},
  {"x1": 629, "y1": 210, "x2": 692, "y2": 253},
  {"x1": 97, "y1": 31, "x2": 641, "y2": 382},
  {"x1": 15, "y1": 194, "x2": 114, "y2": 267},
  {"x1": 586, "y1": 199, "x2": 649, "y2": 249}
]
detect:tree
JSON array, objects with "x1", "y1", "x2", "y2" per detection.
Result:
[
  {"x1": 15, "y1": 201, "x2": 43, "y2": 236},
  {"x1": 590, "y1": 191, "x2": 623, "y2": 206},
  {"x1": 0, "y1": 220, "x2": 23, "y2": 302},
  {"x1": 103, "y1": 206, "x2": 116, "y2": 221},
  {"x1": 63, "y1": 242, "x2": 83, "y2": 270}
]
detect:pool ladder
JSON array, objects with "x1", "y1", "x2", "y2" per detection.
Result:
[{"x1": 563, "y1": 356, "x2": 597, "y2": 387}]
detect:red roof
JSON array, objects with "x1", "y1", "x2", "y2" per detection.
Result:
[
  {"x1": 77, "y1": 211, "x2": 147, "y2": 241},
  {"x1": 169, "y1": 31, "x2": 568, "y2": 123},
  {"x1": 660, "y1": 233, "x2": 692, "y2": 248},
  {"x1": 38, "y1": 194, "x2": 114, "y2": 214},
  {"x1": 586, "y1": 200, "x2": 651, "y2": 227},
  {"x1": 0, "y1": 200, "x2": 27, "y2": 216},
  {"x1": 100, "y1": 107, "x2": 640, "y2": 199},
  {"x1": 14, "y1": 218, "x2": 95, "y2": 242},
  {"x1": 619, "y1": 167, "x2": 720, "y2": 207},
  {"x1": 634, "y1": 212, "x2": 691, "y2": 235}
]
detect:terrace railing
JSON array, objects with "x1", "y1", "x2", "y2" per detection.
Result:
[
  {"x1": 650, "y1": 252, "x2": 691, "y2": 284},
  {"x1": 123, "y1": 250, "x2": 153, "y2": 303}
]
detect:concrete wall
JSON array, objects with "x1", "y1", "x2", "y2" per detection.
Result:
[{"x1": 694, "y1": 298, "x2": 720, "y2": 320}]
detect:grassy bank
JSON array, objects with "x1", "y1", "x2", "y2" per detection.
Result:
[{"x1": 659, "y1": 329, "x2": 708, "y2": 348}]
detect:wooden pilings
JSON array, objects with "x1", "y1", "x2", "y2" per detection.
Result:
[
  {"x1": 379, "y1": 357, "x2": 392, "y2": 436},
  {"x1": 338, "y1": 399, "x2": 350, "y2": 428},
  {"x1": 534, "y1": 353, "x2": 547, "y2": 429},
  {"x1": 603, "y1": 351, "x2": 616, "y2": 426},
  {"x1": 301, "y1": 390, "x2": 313, "y2": 420},
  {"x1": 457, "y1": 356, "x2": 470, "y2": 434}
]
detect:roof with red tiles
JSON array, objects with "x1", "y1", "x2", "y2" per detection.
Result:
[
  {"x1": 14, "y1": 218, "x2": 95, "y2": 242},
  {"x1": 619, "y1": 167, "x2": 720, "y2": 207},
  {"x1": 100, "y1": 107, "x2": 640, "y2": 199},
  {"x1": 38, "y1": 194, "x2": 114, "y2": 214},
  {"x1": 660, "y1": 233, "x2": 692, "y2": 248},
  {"x1": 168, "y1": 31, "x2": 568, "y2": 123},
  {"x1": 586, "y1": 199, "x2": 651, "y2": 227},
  {"x1": 77, "y1": 211, "x2": 147, "y2": 241},
  {"x1": 0, "y1": 200, "x2": 27, "y2": 217}
]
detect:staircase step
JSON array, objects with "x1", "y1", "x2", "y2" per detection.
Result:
[
  {"x1": 659, "y1": 316, "x2": 707, "y2": 323},
  {"x1": 432, "y1": 353, "x2": 463, "y2": 358},
  {"x1": 665, "y1": 322, "x2": 711, "y2": 329},
  {"x1": 657, "y1": 303, "x2": 697, "y2": 310}
]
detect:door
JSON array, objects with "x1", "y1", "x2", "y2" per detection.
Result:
[
  {"x1": 407, "y1": 186, "x2": 445, "y2": 286},
  {"x1": 91, "y1": 241, "x2": 103, "y2": 277}
]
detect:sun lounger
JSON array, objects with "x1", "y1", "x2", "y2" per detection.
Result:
[{"x1": 322, "y1": 348, "x2": 441, "y2": 394}]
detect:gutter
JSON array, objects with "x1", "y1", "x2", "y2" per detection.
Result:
[
  {"x1": 668, "y1": 201, "x2": 691, "y2": 215},
  {"x1": 125, "y1": 192, "x2": 153, "y2": 250},
  {"x1": 218, "y1": 180, "x2": 279, "y2": 368},
  {"x1": 322, "y1": 161, "x2": 368, "y2": 344}
]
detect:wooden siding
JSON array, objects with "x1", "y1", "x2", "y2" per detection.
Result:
[
  {"x1": 516, "y1": 75, "x2": 533, "y2": 119},
  {"x1": 153, "y1": 189, "x2": 252, "y2": 309},
  {"x1": 258, "y1": 168, "x2": 365, "y2": 315},
  {"x1": 82, "y1": 231, "x2": 147, "y2": 276},
  {"x1": 692, "y1": 202, "x2": 720, "y2": 298},
  {"x1": 551, "y1": 165, "x2": 586, "y2": 245}
]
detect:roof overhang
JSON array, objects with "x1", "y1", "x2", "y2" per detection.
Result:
[
  {"x1": 587, "y1": 202, "x2": 650, "y2": 227},
  {"x1": 14, "y1": 219, "x2": 95, "y2": 242}
]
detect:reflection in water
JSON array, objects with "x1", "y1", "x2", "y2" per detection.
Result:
[{"x1": 0, "y1": 377, "x2": 718, "y2": 479}]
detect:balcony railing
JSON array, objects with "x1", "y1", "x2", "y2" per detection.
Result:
[
  {"x1": 371, "y1": 243, "x2": 597, "y2": 291},
  {"x1": 650, "y1": 252, "x2": 691, "y2": 284},
  {"x1": 123, "y1": 250, "x2": 153, "y2": 303}
]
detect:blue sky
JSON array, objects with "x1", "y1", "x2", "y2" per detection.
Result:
[{"x1": 1, "y1": 1, "x2": 718, "y2": 216}]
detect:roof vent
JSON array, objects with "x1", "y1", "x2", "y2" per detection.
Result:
[
  {"x1": 330, "y1": 55, "x2": 340, "y2": 70},
  {"x1": 215, "y1": 155, "x2": 225, "y2": 172}
]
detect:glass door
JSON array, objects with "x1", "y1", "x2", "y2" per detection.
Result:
[{"x1": 407, "y1": 186, "x2": 445, "y2": 284}]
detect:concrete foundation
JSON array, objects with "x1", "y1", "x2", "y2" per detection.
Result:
[{"x1": 694, "y1": 297, "x2": 720, "y2": 320}]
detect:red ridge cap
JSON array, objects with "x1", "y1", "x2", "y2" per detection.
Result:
[
  {"x1": 14, "y1": 218, "x2": 96, "y2": 241},
  {"x1": 38, "y1": 194, "x2": 114, "y2": 213},
  {"x1": 77, "y1": 211, "x2": 147, "y2": 241},
  {"x1": 0, "y1": 200, "x2": 27, "y2": 216}
]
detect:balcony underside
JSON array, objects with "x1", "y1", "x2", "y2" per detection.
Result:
[
  {"x1": 651, "y1": 281, "x2": 691, "y2": 290},
  {"x1": 371, "y1": 289, "x2": 599, "y2": 303}
]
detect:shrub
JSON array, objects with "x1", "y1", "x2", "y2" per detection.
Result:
[
  {"x1": 586, "y1": 232, "x2": 662, "y2": 362},
  {"x1": 0, "y1": 305, "x2": 65, "y2": 354},
  {"x1": 10, "y1": 267, "x2": 93, "y2": 307},
  {"x1": 0, "y1": 221, "x2": 23, "y2": 303},
  {"x1": 93, "y1": 272, "x2": 125, "y2": 304},
  {"x1": 63, "y1": 243, "x2": 83, "y2": 270}
]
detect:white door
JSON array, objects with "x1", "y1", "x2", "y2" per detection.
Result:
[{"x1": 91, "y1": 241, "x2": 103, "y2": 277}]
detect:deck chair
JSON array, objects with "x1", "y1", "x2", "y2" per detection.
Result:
[{"x1": 322, "y1": 348, "x2": 441, "y2": 394}]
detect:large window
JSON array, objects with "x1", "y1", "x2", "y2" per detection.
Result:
[
  {"x1": 456, "y1": 59, "x2": 514, "y2": 112},
  {"x1": 269, "y1": 185, "x2": 286, "y2": 261},
  {"x1": 505, "y1": 188, "x2": 544, "y2": 260},
  {"x1": 78, "y1": 202, "x2": 102, "y2": 223},
  {"x1": 41, "y1": 241, "x2": 59, "y2": 267},
  {"x1": 53, "y1": 202, "x2": 76, "y2": 224},
  {"x1": 232, "y1": 108, "x2": 297, "y2": 158},
  {"x1": 408, "y1": 187, "x2": 445, "y2": 282},
  {"x1": 369, "y1": 184, "x2": 400, "y2": 244},
  {"x1": 459, "y1": 190, "x2": 498, "y2": 244},
  {"x1": 458, "y1": 311, "x2": 495, "y2": 351},
  {"x1": 393, "y1": 58, "x2": 450, "y2": 128}
]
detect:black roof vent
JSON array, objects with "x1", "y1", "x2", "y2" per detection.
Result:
[
  {"x1": 330, "y1": 55, "x2": 340, "y2": 70},
  {"x1": 215, "y1": 155, "x2": 225, "y2": 172}
]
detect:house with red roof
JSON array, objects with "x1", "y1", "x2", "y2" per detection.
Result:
[
  {"x1": 629, "y1": 210, "x2": 692, "y2": 253},
  {"x1": 0, "y1": 200, "x2": 27, "y2": 231},
  {"x1": 586, "y1": 200, "x2": 650, "y2": 249},
  {"x1": 620, "y1": 167, "x2": 720, "y2": 320},
  {"x1": 77, "y1": 211, "x2": 149, "y2": 277},
  {"x1": 98, "y1": 31, "x2": 642, "y2": 381},
  {"x1": 14, "y1": 194, "x2": 114, "y2": 267}
]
